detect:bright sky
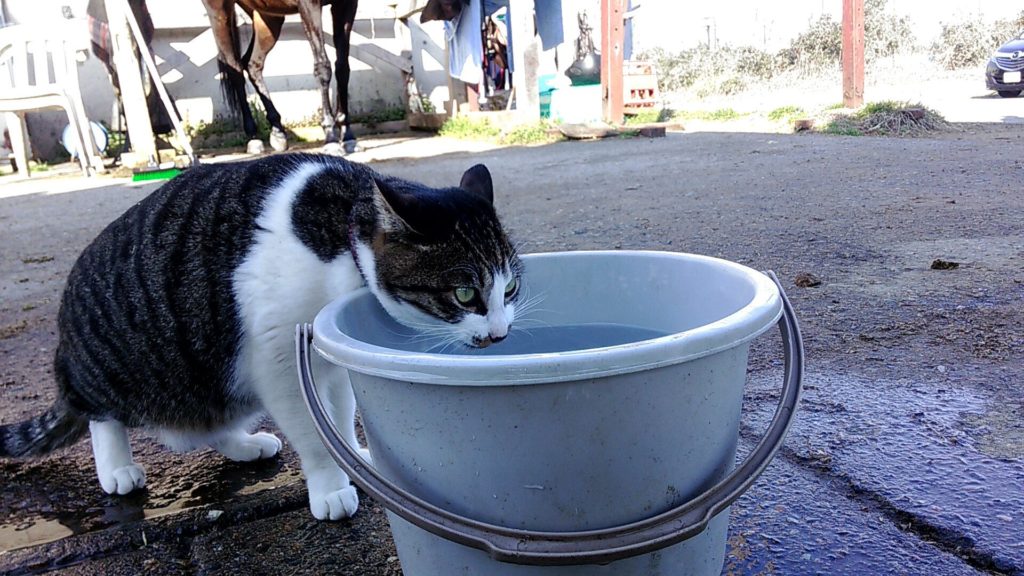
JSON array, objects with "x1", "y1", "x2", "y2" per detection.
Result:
[{"x1": 631, "y1": 0, "x2": 1024, "y2": 52}]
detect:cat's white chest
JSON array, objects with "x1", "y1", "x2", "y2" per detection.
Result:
[{"x1": 232, "y1": 163, "x2": 364, "y2": 386}]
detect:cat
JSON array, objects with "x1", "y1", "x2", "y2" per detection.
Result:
[{"x1": 0, "y1": 154, "x2": 522, "y2": 520}]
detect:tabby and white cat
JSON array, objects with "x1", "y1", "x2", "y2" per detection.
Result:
[{"x1": 0, "y1": 154, "x2": 522, "y2": 520}]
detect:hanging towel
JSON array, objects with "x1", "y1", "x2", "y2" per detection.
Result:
[
  {"x1": 445, "y1": 0, "x2": 483, "y2": 85},
  {"x1": 535, "y1": 0, "x2": 564, "y2": 51}
]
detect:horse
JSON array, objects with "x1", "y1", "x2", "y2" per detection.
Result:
[{"x1": 201, "y1": 0, "x2": 359, "y2": 154}]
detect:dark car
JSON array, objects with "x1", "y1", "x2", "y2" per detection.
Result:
[{"x1": 986, "y1": 32, "x2": 1024, "y2": 97}]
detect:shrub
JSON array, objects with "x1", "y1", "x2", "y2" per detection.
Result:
[
  {"x1": 865, "y1": 0, "x2": 916, "y2": 61},
  {"x1": 718, "y1": 78, "x2": 747, "y2": 95},
  {"x1": 991, "y1": 11, "x2": 1024, "y2": 47},
  {"x1": 735, "y1": 46, "x2": 777, "y2": 79},
  {"x1": 930, "y1": 19, "x2": 992, "y2": 69},
  {"x1": 928, "y1": 12, "x2": 1024, "y2": 71},
  {"x1": 789, "y1": 15, "x2": 842, "y2": 72}
]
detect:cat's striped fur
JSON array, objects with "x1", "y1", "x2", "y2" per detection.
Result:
[{"x1": 0, "y1": 154, "x2": 521, "y2": 519}]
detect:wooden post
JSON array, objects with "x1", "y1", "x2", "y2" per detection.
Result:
[
  {"x1": 105, "y1": 0, "x2": 156, "y2": 165},
  {"x1": 509, "y1": 0, "x2": 539, "y2": 122},
  {"x1": 842, "y1": 0, "x2": 864, "y2": 108},
  {"x1": 601, "y1": 0, "x2": 625, "y2": 125}
]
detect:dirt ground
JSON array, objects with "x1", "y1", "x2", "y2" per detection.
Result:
[{"x1": 1, "y1": 123, "x2": 1023, "y2": 574}]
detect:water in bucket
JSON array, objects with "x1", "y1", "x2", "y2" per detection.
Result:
[{"x1": 426, "y1": 323, "x2": 670, "y2": 355}]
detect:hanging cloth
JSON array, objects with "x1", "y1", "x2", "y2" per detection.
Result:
[{"x1": 445, "y1": 0, "x2": 483, "y2": 84}]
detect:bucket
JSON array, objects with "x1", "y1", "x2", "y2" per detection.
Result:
[{"x1": 298, "y1": 251, "x2": 803, "y2": 575}]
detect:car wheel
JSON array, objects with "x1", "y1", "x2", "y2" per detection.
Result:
[{"x1": 997, "y1": 90, "x2": 1022, "y2": 98}]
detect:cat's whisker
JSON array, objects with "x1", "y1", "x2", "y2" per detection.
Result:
[{"x1": 513, "y1": 293, "x2": 550, "y2": 323}]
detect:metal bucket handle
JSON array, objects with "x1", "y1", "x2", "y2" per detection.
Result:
[{"x1": 296, "y1": 271, "x2": 803, "y2": 567}]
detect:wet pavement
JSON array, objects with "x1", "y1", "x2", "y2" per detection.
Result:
[{"x1": 2, "y1": 129, "x2": 1024, "y2": 575}]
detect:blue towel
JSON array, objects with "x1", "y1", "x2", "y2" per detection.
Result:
[{"x1": 446, "y1": 0, "x2": 483, "y2": 84}]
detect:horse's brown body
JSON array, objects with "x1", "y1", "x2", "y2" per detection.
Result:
[{"x1": 202, "y1": 0, "x2": 358, "y2": 153}]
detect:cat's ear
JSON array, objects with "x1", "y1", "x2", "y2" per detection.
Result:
[
  {"x1": 372, "y1": 180, "x2": 420, "y2": 236},
  {"x1": 459, "y1": 164, "x2": 493, "y2": 204}
]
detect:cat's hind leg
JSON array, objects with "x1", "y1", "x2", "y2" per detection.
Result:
[
  {"x1": 89, "y1": 420, "x2": 146, "y2": 495},
  {"x1": 211, "y1": 427, "x2": 283, "y2": 462}
]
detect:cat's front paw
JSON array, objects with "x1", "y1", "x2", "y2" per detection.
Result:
[
  {"x1": 214, "y1": 431, "x2": 283, "y2": 462},
  {"x1": 309, "y1": 485, "x2": 359, "y2": 520},
  {"x1": 306, "y1": 470, "x2": 359, "y2": 520},
  {"x1": 99, "y1": 464, "x2": 146, "y2": 495}
]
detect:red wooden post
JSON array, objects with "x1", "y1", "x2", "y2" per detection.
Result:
[
  {"x1": 842, "y1": 0, "x2": 865, "y2": 108},
  {"x1": 601, "y1": 0, "x2": 626, "y2": 125}
]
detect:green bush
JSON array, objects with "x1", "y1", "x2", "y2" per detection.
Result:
[
  {"x1": 929, "y1": 12, "x2": 1024, "y2": 71},
  {"x1": 865, "y1": 0, "x2": 916, "y2": 61},
  {"x1": 718, "y1": 78, "x2": 747, "y2": 95},
  {"x1": 930, "y1": 19, "x2": 992, "y2": 69},
  {"x1": 735, "y1": 46, "x2": 777, "y2": 79},
  {"x1": 789, "y1": 15, "x2": 842, "y2": 72}
]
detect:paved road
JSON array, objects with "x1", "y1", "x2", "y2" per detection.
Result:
[{"x1": 1, "y1": 129, "x2": 1022, "y2": 575}]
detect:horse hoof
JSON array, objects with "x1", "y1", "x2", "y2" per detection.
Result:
[
  {"x1": 246, "y1": 139, "x2": 265, "y2": 155},
  {"x1": 343, "y1": 140, "x2": 361, "y2": 154},
  {"x1": 322, "y1": 141, "x2": 345, "y2": 156},
  {"x1": 270, "y1": 129, "x2": 288, "y2": 152}
]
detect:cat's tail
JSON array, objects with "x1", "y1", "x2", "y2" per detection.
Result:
[{"x1": 0, "y1": 398, "x2": 88, "y2": 458}]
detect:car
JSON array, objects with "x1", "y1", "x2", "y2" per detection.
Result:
[{"x1": 986, "y1": 32, "x2": 1024, "y2": 98}]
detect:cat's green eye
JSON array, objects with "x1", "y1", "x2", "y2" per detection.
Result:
[
  {"x1": 454, "y1": 287, "x2": 477, "y2": 305},
  {"x1": 504, "y1": 277, "x2": 519, "y2": 297}
]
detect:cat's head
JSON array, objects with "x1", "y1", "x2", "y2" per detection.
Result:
[{"x1": 353, "y1": 164, "x2": 522, "y2": 349}]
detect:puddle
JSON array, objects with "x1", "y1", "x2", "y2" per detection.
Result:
[
  {"x1": 741, "y1": 372, "x2": 1024, "y2": 573},
  {"x1": 0, "y1": 454, "x2": 302, "y2": 553}
]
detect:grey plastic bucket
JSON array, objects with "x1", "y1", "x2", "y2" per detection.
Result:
[{"x1": 298, "y1": 251, "x2": 803, "y2": 575}]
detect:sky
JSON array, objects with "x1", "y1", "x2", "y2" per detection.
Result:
[{"x1": 630, "y1": 0, "x2": 1024, "y2": 52}]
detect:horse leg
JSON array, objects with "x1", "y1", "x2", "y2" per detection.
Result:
[
  {"x1": 331, "y1": 0, "x2": 359, "y2": 153},
  {"x1": 201, "y1": 0, "x2": 260, "y2": 149},
  {"x1": 296, "y1": 0, "x2": 341, "y2": 153},
  {"x1": 246, "y1": 11, "x2": 289, "y2": 151}
]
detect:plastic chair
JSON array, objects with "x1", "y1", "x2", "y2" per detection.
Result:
[{"x1": 0, "y1": 20, "x2": 103, "y2": 177}]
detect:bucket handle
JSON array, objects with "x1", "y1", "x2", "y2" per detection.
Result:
[{"x1": 297, "y1": 270, "x2": 803, "y2": 566}]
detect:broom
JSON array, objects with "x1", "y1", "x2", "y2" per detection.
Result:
[{"x1": 118, "y1": 0, "x2": 196, "y2": 181}]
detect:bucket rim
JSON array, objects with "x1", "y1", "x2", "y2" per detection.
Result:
[{"x1": 312, "y1": 250, "x2": 782, "y2": 386}]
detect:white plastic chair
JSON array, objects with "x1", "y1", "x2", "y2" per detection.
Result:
[{"x1": 0, "y1": 20, "x2": 103, "y2": 177}]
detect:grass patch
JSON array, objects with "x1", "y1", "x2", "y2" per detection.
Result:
[
  {"x1": 500, "y1": 122, "x2": 562, "y2": 145},
  {"x1": 821, "y1": 119, "x2": 863, "y2": 136},
  {"x1": 767, "y1": 105, "x2": 805, "y2": 122},
  {"x1": 186, "y1": 115, "x2": 253, "y2": 149},
  {"x1": 439, "y1": 117, "x2": 563, "y2": 145},
  {"x1": 350, "y1": 107, "x2": 406, "y2": 126},
  {"x1": 675, "y1": 108, "x2": 743, "y2": 122},
  {"x1": 438, "y1": 116, "x2": 502, "y2": 140},
  {"x1": 624, "y1": 108, "x2": 675, "y2": 125},
  {"x1": 817, "y1": 100, "x2": 947, "y2": 137}
]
